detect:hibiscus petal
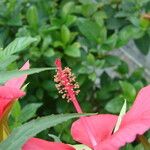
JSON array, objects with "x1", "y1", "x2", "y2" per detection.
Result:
[
  {"x1": 0, "y1": 86, "x2": 25, "y2": 99},
  {"x1": 94, "y1": 141, "x2": 118, "y2": 150},
  {"x1": 5, "y1": 61, "x2": 29, "y2": 89},
  {"x1": 0, "y1": 86, "x2": 25, "y2": 118},
  {"x1": 0, "y1": 98, "x2": 12, "y2": 119},
  {"x1": 71, "y1": 114, "x2": 117, "y2": 148},
  {"x1": 100, "y1": 85, "x2": 150, "y2": 149},
  {"x1": 123, "y1": 85, "x2": 150, "y2": 123},
  {"x1": 22, "y1": 138, "x2": 75, "y2": 150},
  {"x1": 103, "y1": 122, "x2": 149, "y2": 149}
]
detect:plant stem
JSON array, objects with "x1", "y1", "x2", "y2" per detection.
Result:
[{"x1": 138, "y1": 135, "x2": 150, "y2": 150}]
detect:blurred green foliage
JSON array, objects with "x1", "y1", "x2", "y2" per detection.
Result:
[{"x1": 0, "y1": 0, "x2": 150, "y2": 148}]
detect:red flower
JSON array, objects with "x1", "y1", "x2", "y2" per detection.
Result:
[
  {"x1": 0, "y1": 61, "x2": 29, "y2": 119},
  {"x1": 71, "y1": 85, "x2": 150, "y2": 150}
]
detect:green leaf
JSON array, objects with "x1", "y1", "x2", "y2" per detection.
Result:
[
  {"x1": 61, "y1": 25, "x2": 70, "y2": 44},
  {"x1": 113, "y1": 100, "x2": 127, "y2": 133},
  {"x1": 117, "y1": 61, "x2": 129, "y2": 74},
  {"x1": 140, "y1": 17, "x2": 150, "y2": 30},
  {"x1": 11, "y1": 101, "x2": 21, "y2": 120},
  {"x1": 62, "y1": 2, "x2": 74, "y2": 17},
  {"x1": 36, "y1": 88, "x2": 44, "y2": 100},
  {"x1": 0, "y1": 67, "x2": 55, "y2": 84},
  {"x1": 133, "y1": 81, "x2": 144, "y2": 92},
  {"x1": 26, "y1": 6, "x2": 38, "y2": 31},
  {"x1": 102, "y1": 33, "x2": 118, "y2": 50},
  {"x1": 106, "y1": 17, "x2": 126, "y2": 30},
  {"x1": 119, "y1": 81, "x2": 136, "y2": 102},
  {"x1": 10, "y1": 101, "x2": 22, "y2": 129},
  {"x1": 87, "y1": 53, "x2": 95, "y2": 65},
  {"x1": 105, "y1": 96, "x2": 124, "y2": 113},
  {"x1": 0, "y1": 55, "x2": 18, "y2": 70},
  {"x1": 88, "y1": 72, "x2": 96, "y2": 81},
  {"x1": 121, "y1": 144, "x2": 134, "y2": 150},
  {"x1": 19, "y1": 103, "x2": 42, "y2": 123},
  {"x1": 134, "y1": 34, "x2": 150, "y2": 55},
  {"x1": 105, "y1": 55, "x2": 121, "y2": 66},
  {"x1": 79, "y1": 0, "x2": 96, "y2": 4},
  {"x1": 134, "y1": 144, "x2": 144, "y2": 150},
  {"x1": 43, "y1": 48, "x2": 55, "y2": 57},
  {"x1": 131, "y1": 68, "x2": 144, "y2": 81},
  {"x1": 65, "y1": 43, "x2": 81, "y2": 57},
  {"x1": 77, "y1": 18, "x2": 101, "y2": 42},
  {"x1": 0, "y1": 113, "x2": 92, "y2": 150},
  {"x1": 117, "y1": 26, "x2": 143, "y2": 47},
  {"x1": 0, "y1": 37, "x2": 37, "y2": 58},
  {"x1": 81, "y1": 3, "x2": 98, "y2": 17}
]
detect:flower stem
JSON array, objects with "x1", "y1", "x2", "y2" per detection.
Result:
[{"x1": 138, "y1": 135, "x2": 150, "y2": 150}]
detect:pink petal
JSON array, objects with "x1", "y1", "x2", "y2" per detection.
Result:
[
  {"x1": 5, "y1": 61, "x2": 30, "y2": 89},
  {"x1": 0, "y1": 86, "x2": 25, "y2": 118},
  {"x1": 104, "y1": 122, "x2": 148, "y2": 149},
  {"x1": 97, "y1": 85, "x2": 150, "y2": 149},
  {"x1": 95, "y1": 121, "x2": 149, "y2": 150},
  {"x1": 0, "y1": 86, "x2": 25, "y2": 99},
  {"x1": 22, "y1": 138, "x2": 75, "y2": 150},
  {"x1": 71, "y1": 114, "x2": 117, "y2": 149},
  {"x1": 94, "y1": 142, "x2": 118, "y2": 150},
  {"x1": 123, "y1": 85, "x2": 150, "y2": 123},
  {"x1": 0, "y1": 98, "x2": 13, "y2": 118}
]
